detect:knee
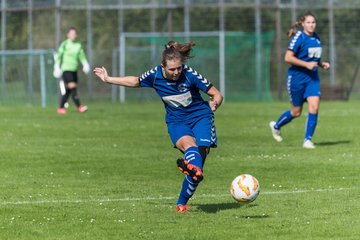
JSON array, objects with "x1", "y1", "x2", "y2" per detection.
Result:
[
  {"x1": 67, "y1": 82, "x2": 77, "y2": 89},
  {"x1": 291, "y1": 110, "x2": 301, "y2": 118},
  {"x1": 176, "y1": 138, "x2": 196, "y2": 152},
  {"x1": 292, "y1": 112, "x2": 301, "y2": 118},
  {"x1": 308, "y1": 106, "x2": 319, "y2": 114}
]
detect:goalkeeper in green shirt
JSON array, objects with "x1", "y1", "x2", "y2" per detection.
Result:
[{"x1": 53, "y1": 27, "x2": 90, "y2": 114}]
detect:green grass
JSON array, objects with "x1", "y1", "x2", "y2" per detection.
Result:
[{"x1": 0, "y1": 102, "x2": 359, "y2": 239}]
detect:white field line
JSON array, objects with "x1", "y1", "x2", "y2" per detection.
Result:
[{"x1": 0, "y1": 187, "x2": 356, "y2": 206}]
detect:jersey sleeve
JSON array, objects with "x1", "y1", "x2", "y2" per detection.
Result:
[
  {"x1": 54, "y1": 40, "x2": 66, "y2": 65},
  {"x1": 78, "y1": 45, "x2": 89, "y2": 65},
  {"x1": 287, "y1": 31, "x2": 303, "y2": 54},
  {"x1": 184, "y1": 65, "x2": 213, "y2": 93},
  {"x1": 138, "y1": 67, "x2": 157, "y2": 88}
]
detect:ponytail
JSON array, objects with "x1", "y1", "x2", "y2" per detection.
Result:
[
  {"x1": 161, "y1": 41, "x2": 195, "y2": 66},
  {"x1": 287, "y1": 18, "x2": 304, "y2": 38},
  {"x1": 287, "y1": 11, "x2": 316, "y2": 38}
]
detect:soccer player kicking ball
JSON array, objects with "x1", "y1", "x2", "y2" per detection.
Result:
[
  {"x1": 94, "y1": 41, "x2": 223, "y2": 213},
  {"x1": 269, "y1": 11, "x2": 330, "y2": 149}
]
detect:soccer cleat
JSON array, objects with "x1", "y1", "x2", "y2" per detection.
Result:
[
  {"x1": 269, "y1": 121, "x2": 283, "y2": 142},
  {"x1": 175, "y1": 204, "x2": 190, "y2": 213},
  {"x1": 57, "y1": 108, "x2": 66, "y2": 114},
  {"x1": 303, "y1": 139, "x2": 315, "y2": 149},
  {"x1": 176, "y1": 158, "x2": 203, "y2": 183},
  {"x1": 78, "y1": 105, "x2": 88, "y2": 113}
]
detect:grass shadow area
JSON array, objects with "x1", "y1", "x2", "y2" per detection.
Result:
[
  {"x1": 195, "y1": 202, "x2": 260, "y2": 213},
  {"x1": 316, "y1": 140, "x2": 351, "y2": 146}
]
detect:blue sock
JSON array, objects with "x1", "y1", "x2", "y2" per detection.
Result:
[
  {"x1": 275, "y1": 110, "x2": 293, "y2": 129},
  {"x1": 176, "y1": 176, "x2": 198, "y2": 205},
  {"x1": 176, "y1": 146, "x2": 203, "y2": 206},
  {"x1": 305, "y1": 113, "x2": 318, "y2": 140},
  {"x1": 184, "y1": 146, "x2": 203, "y2": 170}
]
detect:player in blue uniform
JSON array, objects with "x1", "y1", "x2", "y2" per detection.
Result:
[
  {"x1": 269, "y1": 11, "x2": 330, "y2": 149},
  {"x1": 93, "y1": 41, "x2": 223, "y2": 213}
]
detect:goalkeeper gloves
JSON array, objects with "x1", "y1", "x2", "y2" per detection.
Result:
[
  {"x1": 53, "y1": 64, "x2": 62, "y2": 78},
  {"x1": 82, "y1": 62, "x2": 90, "y2": 74}
]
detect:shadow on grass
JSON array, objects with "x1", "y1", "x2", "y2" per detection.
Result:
[
  {"x1": 195, "y1": 202, "x2": 241, "y2": 213},
  {"x1": 195, "y1": 202, "x2": 268, "y2": 216},
  {"x1": 316, "y1": 140, "x2": 351, "y2": 146}
]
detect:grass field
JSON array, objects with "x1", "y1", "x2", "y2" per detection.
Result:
[{"x1": 0, "y1": 101, "x2": 359, "y2": 240}]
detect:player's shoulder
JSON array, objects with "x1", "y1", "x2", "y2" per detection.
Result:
[
  {"x1": 59, "y1": 39, "x2": 69, "y2": 47},
  {"x1": 183, "y1": 64, "x2": 203, "y2": 79},
  {"x1": 183, "y1": 64, "x2": 212, "y2": 88},
  {"x1": 139, "y1": 65, "x2": 160, "y2": 81},
  {"x1": 183, "y1": 64, "x2": 195, "y2": 73},
  {"x1": 73, "y1": 40, "x2": 83, "y2": 47},
  {"x1": 288, "y1": 31, "x2": 305, "y2": 50},
  {"x1": 293, "y1": 30, "x2": 305, "y2": 40},
  {"x1": 313, "y1": 32, "x2": 321, "y2": 40}
]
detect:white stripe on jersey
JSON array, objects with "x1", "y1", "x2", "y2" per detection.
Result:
[
  {"x1": 139, "y1": 67, "x2": 156, "y2": 82},
  {"x1": 183, "y1": 65, "x2": 211, "y2": 88},
  {"x1": 211, "y1": 116, "x2": 217, "y2": 144},
  {"x1": 289, "y1": 31, "x2": 302, "y2": 50},
  {"x1": 287, "y1": 75, "x2": 293, "y2": 104}
]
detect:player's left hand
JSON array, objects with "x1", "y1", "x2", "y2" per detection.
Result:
[{"x1": 321, "y1": 62, "x2": 330, "y2": 70}]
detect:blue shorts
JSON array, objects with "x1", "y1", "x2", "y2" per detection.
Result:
[
  {"x1": 167, "y1": 114, "x2": 217, "y2": 148},
  {"x1": 286, "y1": 71, "x2": 320, "y2": 107}
]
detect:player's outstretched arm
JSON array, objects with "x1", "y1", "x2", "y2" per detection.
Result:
[
  {"x1": 207, "y1": 85, "x2": 223, "y2": 112},
  {"x1": 93, "y1": 67, "x2": 140, "y2": 88}
]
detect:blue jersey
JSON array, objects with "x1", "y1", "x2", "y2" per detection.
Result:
[
  {"x1": 139, "y1": 64, "x2": 213, "y2": 124},
  {"x1": 288, "y1": 31, "x2": 322, "y2": 76}
]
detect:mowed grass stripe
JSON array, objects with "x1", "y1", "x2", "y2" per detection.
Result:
[{"x1": 0, "y1": 186, "x2": 356, "y2": 206}]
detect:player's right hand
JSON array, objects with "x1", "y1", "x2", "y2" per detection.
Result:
[
  {"x1": 306, "y1": 62, "x2": 318, "y2": 70},
  {"x1": 53, "y1": 64, "x2": 62, "y2": 78},
  {"x1": 209, "y1": 98, "x2": 218, "y2": 112},
  {"x1": 93, "y1": 67, "x2": 109, "y2": 83}
]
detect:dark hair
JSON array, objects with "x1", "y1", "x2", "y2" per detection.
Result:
[
  {"x1": 161, "y1": 41, "x2": 195, "y2": 66},
  {"x1": 67, "y1": 26, "x2": 78, "y2": 34},
  {"x1": 287, "y1": 11, "x2": 317, "y2": 38}
]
